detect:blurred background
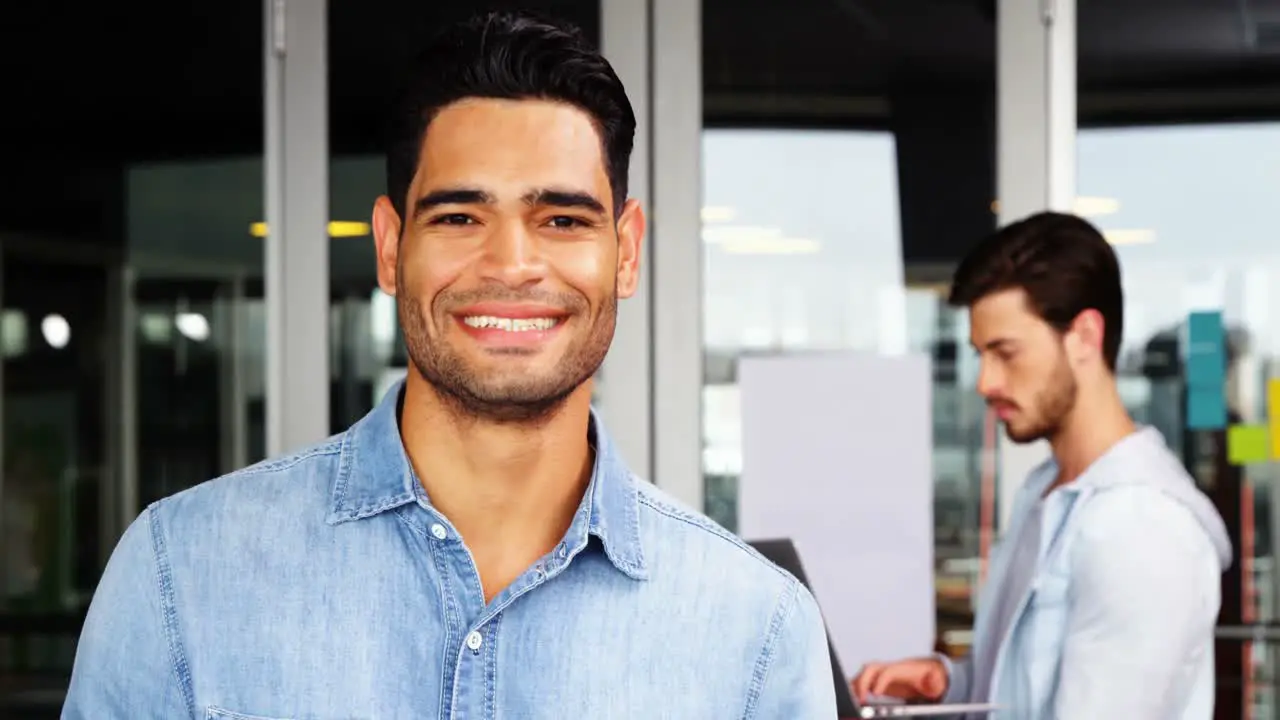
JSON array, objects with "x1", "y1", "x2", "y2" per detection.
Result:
[{"x1": 2, "y1": 0, "x2": 1280, "y2": 717}]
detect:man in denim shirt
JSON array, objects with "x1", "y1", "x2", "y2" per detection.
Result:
[{"x1": 63, "y1": 11, "x2": 837, "y2": 720}]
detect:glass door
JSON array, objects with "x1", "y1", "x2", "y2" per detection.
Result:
[{"x1": 0, "y1": 251, "x2": 111, "y2": 696}]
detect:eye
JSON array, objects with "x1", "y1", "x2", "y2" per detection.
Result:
[
  {"x1": 430, "y1": 213, "x2": 476, "y2": 226},
  {"x1": 546, "y1": 215, "x2": 589, "y2": 230}
]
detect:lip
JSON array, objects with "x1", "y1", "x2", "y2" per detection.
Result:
[
  {"x1": 453, "y1": 303, "x2": 568, "y2": 320},
  {"x1": 452, "y1": 303, "x2": 569, "y2": 350},
  {"x1": 993, "y1": 405, "x2": 1016, "y2": 421}
]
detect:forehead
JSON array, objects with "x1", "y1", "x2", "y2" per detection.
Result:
[
  {"x1": 415, "y1": 98, "x2": 609, "y2": 192},
  {"x1": 968, "y1": 288, "x2": 1046, "y2": 342}
]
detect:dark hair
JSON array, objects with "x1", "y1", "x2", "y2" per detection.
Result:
[
  {"x1": 948, "y1": 211, "x2": 1124, "y2": 371},
  {"x1": 385, "y1": 11, "x2": 635, "y2": 221}
]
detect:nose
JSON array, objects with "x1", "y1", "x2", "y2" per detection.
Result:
[
  {"x1": 976, "y1": 358, "x2": 1003, "y2": 400},
  {"x1": 478, "y1": 221, "x2": 548, "y2": 288}
]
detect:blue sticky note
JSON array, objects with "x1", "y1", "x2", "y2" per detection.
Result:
[
  {"x1": 1187, "y1": 346, "x2": 1226, "y2": 388},
  {"x1": 1187, "y1": 311, "x2": 1223, "y2": 340},
  {"x1": 1187, "y1": 387, "x2": 1227, "y2": 430},
  {"x1": 1186, "y1": 311, "x2": 1226, "y2": 388}
]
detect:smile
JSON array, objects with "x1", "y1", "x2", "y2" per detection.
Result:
[{"x1": 461, "y1": 315, "x2": 560, "y2": 332}]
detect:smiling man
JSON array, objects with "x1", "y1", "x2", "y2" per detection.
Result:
[{"x1": 62, "y1": 11, "x2": 836, "y2": 720}]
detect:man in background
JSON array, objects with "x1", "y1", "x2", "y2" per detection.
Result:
[{"x1": 853, "y1": 212, "x2": 1231, "y2": 719}]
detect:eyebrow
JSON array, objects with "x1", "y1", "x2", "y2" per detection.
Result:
[
  {"x1": 974, "y1": 338, "x2": 1016, "y2": 353},
  {"x1": 413, "y1": 188, "x2": 494, "y2": 217},
  {"x1": 522, "y1": 188, "x2": 607, "y2": 215},
  {"x1": 411, "y1": 186, "x2": 608, "y2": 219}
]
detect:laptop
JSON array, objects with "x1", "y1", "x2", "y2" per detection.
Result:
[{"x1": 748, "y1": 539, "x2": 998, "y2": 718}]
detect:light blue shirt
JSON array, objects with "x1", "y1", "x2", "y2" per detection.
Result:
[
  {"x1": 943, "y1": 427, "x2": 1232, "y2": 719},
  {"x1": 968, "y1": 498, "x2": 1042, "y2": 704},
  {"x1": 63, "y1": 384, "x2": 837, "y2": 719}
]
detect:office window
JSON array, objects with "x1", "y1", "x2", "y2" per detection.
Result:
[
  {"x1": 0, "y1": 3, "x2": 265, "y2": 698},
  {"x1": 1077, "y1": 122, "x2": 1280, "y2": 717}
]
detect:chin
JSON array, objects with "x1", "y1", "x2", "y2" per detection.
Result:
[
  {"x1": 1004, "y1": 424, "x2": 1048, "y2": 445},
  {"x1": 472, "y1": 352, "x2": 567, "y2": 381}
]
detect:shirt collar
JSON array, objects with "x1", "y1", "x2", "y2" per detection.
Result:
[{"x1": 327, "y1": 381, "x2": 647, "y2": 580}]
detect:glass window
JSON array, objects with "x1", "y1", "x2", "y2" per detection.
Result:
[
  {"x1": 127, "y1": 160, "x2": 269, "y2": 490},
  {"x1": 700, "y1": 1, "x2": 1000, "y2": 664},
  {"x1": 0, "y1": 6, "x2": 265, "y2": 703},
  {"x1": 1077, "y1": 122, "x2": 1280, "y2": 718},
  {"x1": 700, "y1": 128, "x2": 990, "y2": 654},
  {"x1": 702, "y1": 129, "x2": 908, "y2": 533}
]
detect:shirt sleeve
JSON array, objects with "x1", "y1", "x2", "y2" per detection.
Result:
[
  {"x1": 63, "y1": 506, "x2": 193, "y2": 719},
  {"x1": 940, "y1": 653, "x2": 973, "y2": 703},
  {"x1": 1054, "y1": 486, "x2": 1221, "y2": 719},
  {"x1": 748, "y1": 579, "x2": 840, "y2": 719}
]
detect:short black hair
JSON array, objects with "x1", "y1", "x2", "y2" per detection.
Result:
[
  {"x1": 948, "y1": 211, "x2": 1125, "y2": 371},
  {"x1": 385, "y1": 11, "x2": 636, "y2": 221}
]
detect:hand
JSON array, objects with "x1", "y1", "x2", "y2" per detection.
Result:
[{"x1": 851, "y1": 657, "x2": 948, "y2": 704}]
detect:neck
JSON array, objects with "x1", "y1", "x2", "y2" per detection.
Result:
[
  {"x1": 398, "y1": 371, "x2": 596, "y2": 559},
  {"x1": 1048, "y1": 377, "x2": 1136, "y2": 485}
]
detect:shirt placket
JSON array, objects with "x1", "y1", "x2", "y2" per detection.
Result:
[
  {"x1": 422, "y1": 515, "x2": 490, "y2": 719},
  {"x1": 444, "y1": 536, "x2": 576, "y2": 719}
]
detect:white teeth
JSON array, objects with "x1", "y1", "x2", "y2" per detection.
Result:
[{"x1": 462, "y1": 315, "x2": 559, "y2": 332}]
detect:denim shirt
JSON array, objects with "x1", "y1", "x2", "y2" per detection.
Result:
[{"x1": 63, "y1": 384, "x2": 837, "y2": 720}]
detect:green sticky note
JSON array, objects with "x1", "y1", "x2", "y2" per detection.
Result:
[{"x1": 1228, "y1": 425, "x2": 1270, "y2": 466}]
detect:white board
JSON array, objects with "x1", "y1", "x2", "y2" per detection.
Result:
[{"x1": 738, "y1": 352, "x2": 935, "y2": 678}]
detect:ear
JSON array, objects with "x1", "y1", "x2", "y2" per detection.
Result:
[
  {"x1": 1067, "y1": 308, "x2": 1106, "y2": 364},
  {"x1": 371, "y1": 196, "x2": 402, "y2": 297},
  {"x1": 614, "y1": 198, "x2": 646, "y2": 299}
]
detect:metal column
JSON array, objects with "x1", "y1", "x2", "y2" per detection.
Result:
[
  {"x1": 600, "y1": 0, "x2": 654, "y2": 480},
  {"x1": 217, "y1": 276, "x2": 250, "y2": 474},
  {"x1": 104, "y1": 264, "x2": 138, "y2": 551},
  {"x1": 995, "y1": 0, "x2": 1077, "y2": 530},
  {"x1": 264, "y1": 0, "x2": 330, "y2": 456},
  {"x1": 649, "y1": 0, "x2": 704, "y2": 508},
  {"x1": 601, "y1": 0, "x2": 704, "y2": 505}
]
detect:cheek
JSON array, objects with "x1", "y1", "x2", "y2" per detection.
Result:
[
  {"x1": 1013, "y1": 365, "x2": 1059, "y2": 401},
  {"x1": 548, "y1": 244, "x2": 616, "y2": 294},
  {"x1": 407, "y1": 245, "x2": 472, "y2": 301},
  {"x1": 1004, "y1": 362, "x2": 1039, "y2": 396}
]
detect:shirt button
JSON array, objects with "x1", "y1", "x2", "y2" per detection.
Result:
[
  {"x1": 430, "y1": 523, "x2": 447, "y2": 540},
  {"x1": 465, "y1": 631, "x2": 483, "y2": 651},
  {"x1": 557, "y1": 544, "x2": 567, "y2": 559}
]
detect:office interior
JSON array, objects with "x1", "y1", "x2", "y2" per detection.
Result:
[{"x1": 2, "y1": 0, "x2": 1279, "y2": 717}]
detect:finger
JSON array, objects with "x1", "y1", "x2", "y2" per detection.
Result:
[
  {"x1": 868, "y1": 665, "x2": 902, "y2": 696},
  {"x1": 852, "y1": 663, "x2": 883, "y2": 700},
  {"x1": 849, "y1": 661, "x2": 880, "y2": 696},
  {"x1": 921, "y1": 664, "x2": 947, "y2": 700}
]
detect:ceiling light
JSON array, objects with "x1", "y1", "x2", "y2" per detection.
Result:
[
  {"x1": 328, "y1": 221, "x2": 372, "y2": 237},
  {"x1": 701, "y1": 206, "x2": 736, "y2": 223},
  {"x1": 41, "y1": 314, "x2": 70, "y2": 349},
  {"x1": 1103, "y1": 229, "x2": 1156, "y2": 246},
  {"x1": 249, "y1": 221, "x2": 372, "y2": 238},
  {"x1": 175, "y1": 312, "x2": 211, "y2": 342},
  {"x1": 702, "y1": 225, "x2": 781, "y2": 244},
  {"x1": 719, "y1": 237, "x2": 821, "y2": 255},
  {"x1": 702, "y1": 225, "x2": 821, "y2": 255},
  {"x1": 989, "y1": 197, "x2": 1120, "y2": 217},
  {"x1": 1072, "y1": 196, "x2": 1120, "y2": 216}
]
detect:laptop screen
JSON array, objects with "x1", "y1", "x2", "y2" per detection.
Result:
[{"x1": 749, "y1": 538, "x2": 859, "y2": 717}]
